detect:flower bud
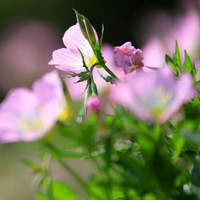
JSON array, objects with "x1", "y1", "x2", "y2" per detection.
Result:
[{"x1": 86, "y1": 96, "x2": 102, "y2": 113}]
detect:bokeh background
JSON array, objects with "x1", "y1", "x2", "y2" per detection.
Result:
[{"x1": 0, "y1": 0, "x2": 200, "y2": 199}]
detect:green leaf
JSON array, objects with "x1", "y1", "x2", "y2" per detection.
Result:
[
  {"x1": 51, "y1": 181, "x2": 77, "y2": 200},
  {"x1": 47, "y1": 143, "x2": 85, "y2": 159},
  {"x1": 84, "y1": 17, "x2": 97, "y2": 48},
  {"x1": 91, "y1": 81, "x2": 98, "y2": 95},
  {"x1": 182, "y1": 130, "x2": 200, "y2": 146},
  {"x1": 191, "y1": 156, "x2": 200, "y2": 187},
  {"x1": 194, "y1": 81, "x2": 200, "y2": 86},
  {"x1": 76, "y1": 106, "x2": 86, "y2": 123},
  {"x1": 36, "y1": 192, "x2": 48, "y2": 200},
  {"x1": 73, "y1": 9, "x2": 89, "y2": 41},
  {"x1": 143, "y1": 193, "x2": 157, "y2": 200},
  {"x1": 21, "y1": 159, "x2": 41, "y2": 171},
  {"x1": 183, "y1": 50, "x2": 193, "y2": 73},
  {"x1": 99, "y1": 24, "x2": 104, "y2": 49},
  {"x1": 98, "y1": 71, "x2": 115, "y2": 84},
  {"x1": 175, "y1": 40, "x2": 182, "y2": 73},
  {"x1": 88, "y1": 176, "x2": 105, "y2": 200},
  {"x1": 77, "y1": 48, "x2": 89, "y2": 69},
  {"x1": 192, "y1": 62, "x2": 197, "y2": 82},
  {"x1": 165, "y1": 54, "x2": 179, "y2": 76}
]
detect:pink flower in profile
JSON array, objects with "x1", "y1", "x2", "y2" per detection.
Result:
[
  {"x1": 49, "y1": 23, "x2": 98, "y2": 71},
  {"x1": 65, "y1": 44, "x2": 123, "y2": 101},
  {"x1": 110, "y1": 66, "x2": 195, "y2": 123},
  {"x1": 114, "y1": 42, "x2": 144, "y2": 74},
  {"x1": 0, "y1": 70, "x2": 67, "y2": 143}
]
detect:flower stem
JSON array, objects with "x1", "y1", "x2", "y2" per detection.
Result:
[
  {"x1": 102, "y1": 63, "x2": 119, "y2": 81},
  {"x1": 41, "y1": 142, "x2": 54, "y2": 200},
  {"x1": 90, "y1": 62, "x2": 119, "y2": 81},
  {"x1": 58, "y1": 158, "x2": 103, "y2": 200},
  {"x1": 58, "y1": 159, "x2": 87, "y2": 190}
]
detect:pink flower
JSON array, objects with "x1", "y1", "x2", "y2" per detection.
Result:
[
  {"x1": 110, "y1": 66, "x2": 195, "y2": 123},
  {"x1": 49, "y1": 23, "x2": 98, "y2": 71},
  {"x1": 0, "y1": 70, "x2": 67, "y2": 143},
  {"x1": 65, "y1": 44, "x2": 132, "y2": 101},
  {"x1": 114, "y1": 42, "x2": 144, "y2": 74},
  {"x1": 86, "y1": 96, "x2": 102, "y2": 113}
]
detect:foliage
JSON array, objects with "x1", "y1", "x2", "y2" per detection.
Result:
[{"x1": 1, "y1": 9, "x2": 200, "y2": 200}]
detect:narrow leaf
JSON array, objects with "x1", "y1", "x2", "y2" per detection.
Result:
[
  {"x1": 36, "y1": 192, "x2": 48, "y2": 200},
  {"x1": 91, "y1": 81, "x2": 98, "y2": 95},
  {"x1": 84, "y1": 18, "x2": 97, "y2": 48},
  {"x1": 165, "y1": 54, "x2": 179, "y2": 76},
  {"x1": 192, "y1": 61, "x2": 197, "y2": 82},
  {"x1": 191, "y1": 156, "x2": 200, "y2": 187},
  {"x1": 98, "y1": 71, "x2": 115, "y2": 84},
  {"x1": 21, "y1": 159, "x2": 41, "y2": 171},
  {"x1": 183, "y1": 50, "x2": 193, "y2": 73},
  {"x1": 51, "y1": 181, "x2": 77, "y2": 200},
  {"x1": 77, "y1": 48, "x2": 89, "y2": 70},
  {"x1": 73, "y1": 9, "x2": 89, "y2": 40},
  {"x1": 99, "y1": 24, "x2": 104, "y2": 49},
  {"x1": 175, "y1": 41, "x2": 182, "y2": 73}
]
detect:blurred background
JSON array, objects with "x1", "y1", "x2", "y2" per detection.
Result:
[{"x1": 0, "y1": 0, "x2": 200, "y2": 199}]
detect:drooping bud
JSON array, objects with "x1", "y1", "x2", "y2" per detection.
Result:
[{"x1": 114, "y1": 41, "x2": 144, "y2": 74}]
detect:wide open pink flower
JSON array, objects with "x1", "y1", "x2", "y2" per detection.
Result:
[
  {"x1": 110, "y1": 66, "x2": 195, "y2": 123},
  {"x1": 0, "y1": 70, "x2": 67, "y2": 143},
  {"x1": 49, "y1": 23, "x2": 98, "y2": 71},
  {"x1": 114, "y1": 42, "x2": 144, "y2": 74}
]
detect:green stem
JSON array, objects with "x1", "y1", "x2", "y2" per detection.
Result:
[
  {"x1": 41, "y1": 142, "x2": 54, "y2": 200},
  {"x1": 102, "y1": 63, "x2": 119, "y2": 81},
  {"x1": 46, "y1": 155, "x2": 54, "y2": 200},
  {"x1": 104, "y1": 137, "x2": 112, "y2": 200},
  {"x1": 58, "y1": 159, "x2": 103, "y2": 200},
  {"x1": 90, "y1": 62, "x2": 119, "y2": 81},
  {"x1": 58, "y1": 159, "x2": 87, "y2": 190}
]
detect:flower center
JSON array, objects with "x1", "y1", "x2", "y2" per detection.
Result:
[
  {"x1": 86, "y1": 52, "x2": 98, "y2": 67},
  {"x1": 17, "y1": 114, "x2": 42, "y2": 132}
]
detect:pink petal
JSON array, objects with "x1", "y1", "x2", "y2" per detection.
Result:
[
  {"x1": 62, "y1": 23, "x2": 95, "y2": 57},
  {"x1": 49, "y1": 48, "x2": 85, "y2": 71}
]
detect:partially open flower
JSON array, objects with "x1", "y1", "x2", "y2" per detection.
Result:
[
  {"x1": 0, "y1": 70, "x2": 67, "y2": 143},
  {"x1": 114, "y1": 42, "x2": 144, "y2": 74},
  {"x1": 49, "y1": 23, "x2": 98, "y2": 71},
  {"x1": 110, "y1": 66, "x2": 195, "y2": 123}
]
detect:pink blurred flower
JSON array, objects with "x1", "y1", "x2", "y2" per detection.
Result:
[
  {"x1": 114, "y1": 42, "x2": 144, "y2": 74},
  {"x1": 110, "y1": 66, "x2": 195, "y2": 123},
  {"x1": 86, "y1": 96, "x2": 102, "y2": 113},
  {"x1": 49, "y1": 23, "x2": 98, "y2": 71},
  {"x1": 142, "y1": 37, "x2": 166, "y2": 69},
  {"x1": 167, "y1": 9, "x2": 200, "y2": 58},
  {"x1": 0, "y1": 70, "x2": 67, "y2": 143},
  {"x1": 0, "y1": 21, "x2": 57, "y2": 93}
]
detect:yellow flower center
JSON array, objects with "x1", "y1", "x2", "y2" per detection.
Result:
[
  {"x1": 86, "y1": 53, "x2": 98, "y2": 67},
  {"x1": 17, "y1": 115, "x2": 42, "y2": 131}
]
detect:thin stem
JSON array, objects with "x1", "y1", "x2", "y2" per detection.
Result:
[
  {"x1": 104, "y1": 137, "x2": 112, "y2": 200},
  {"x1": 58, "y1": 158, "x2": 103, "y2": 200},
  {"x1": 45, "y1": 155, "x2": 54, "y2": 200},
  {"x1": 102, "y1": 63, "x2": 119, "y2": 81},
  {"x1": 41, "y1": 143, "x2": 54, "y2": 200},
  {"x1": 58, "y1": 159, "x2": 87, "y2": 190}
]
